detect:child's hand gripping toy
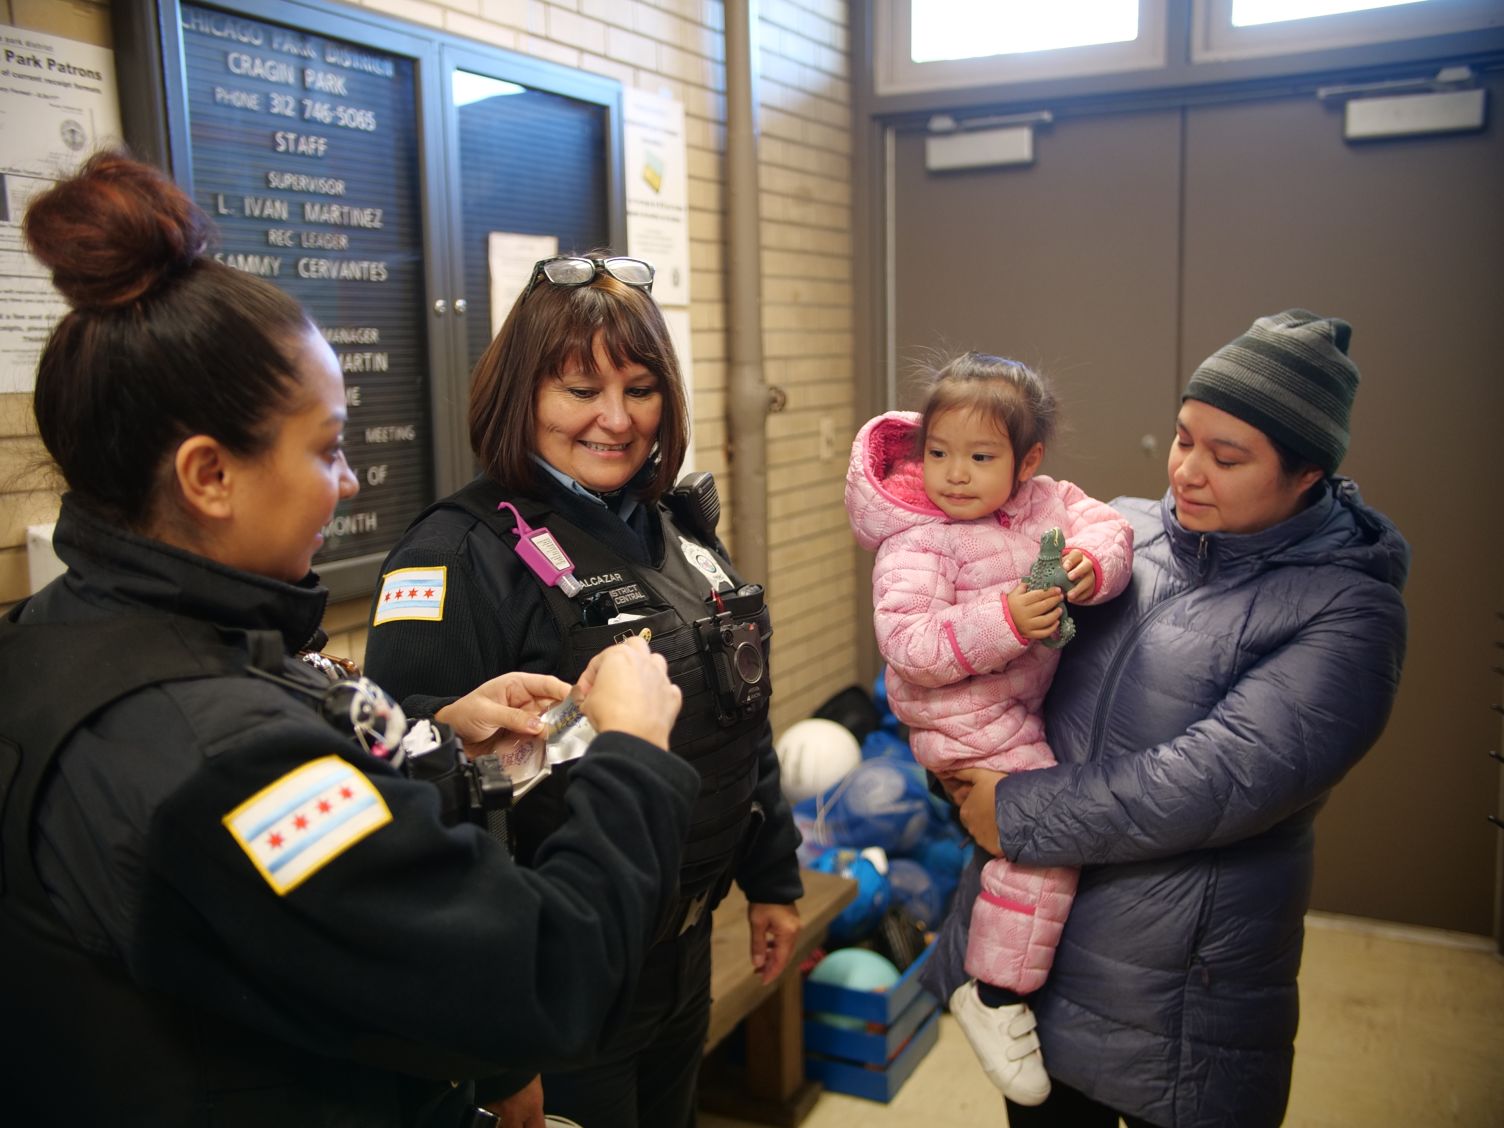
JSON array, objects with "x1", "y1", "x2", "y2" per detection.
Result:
[{"x1": 1026, "y1": 527, "x2": 1076, "y2": 650}]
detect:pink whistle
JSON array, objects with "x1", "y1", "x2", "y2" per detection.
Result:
[{"x1": 497, "y1": 502, "x2": 583, "y2": 597}]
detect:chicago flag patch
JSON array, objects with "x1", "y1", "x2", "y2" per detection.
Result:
[
  {"x1": 372, "y1": 565, "x2": 447, "y2": 625},
  {"x1": 223, "y1": 756, "x2": 392, "y2": 895}
]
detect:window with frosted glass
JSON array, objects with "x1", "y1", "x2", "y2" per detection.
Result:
[
  {"x1": 910, "y1": 0, "x2": 1141, "y2": 62},
  {"x1": 1196, "y1": 0, "x2": 1501, "y2": 60},
  {"x1": 877, "y1": 1, "x2": 1165, "y2": 94},
  {"x1": 1231, "y1": 0, "x2": 1430, "y2": 26}
]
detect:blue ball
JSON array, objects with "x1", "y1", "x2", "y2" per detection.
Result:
[
  {"x1": 905, "y1": 831, "x2": 969, "y2": 910},
  {"x1": 807, "y1": 848, "x2": 891, "y2": 945},
  {"x1": 910, "y1": 832, "x2": 967, "y2": 879}
]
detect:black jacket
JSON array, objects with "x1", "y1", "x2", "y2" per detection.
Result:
[
  {"x1": 363, "y1": 473, "x2": 803, "y2": 909},
  {"x1": 0, "y1": 495, "x2": 699, "y2": 1127}
]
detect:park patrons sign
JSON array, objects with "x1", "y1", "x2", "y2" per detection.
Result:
[{"x1": 180, "y1": 3, "x2": 430, "y2": 567}]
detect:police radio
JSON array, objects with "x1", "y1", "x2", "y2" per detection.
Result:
[{"x1": 667, "y1": 470, "x2": 721, "y2": 544}]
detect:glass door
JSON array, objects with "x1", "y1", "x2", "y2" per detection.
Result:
[{"x1": 434, "y1": 46, "x2": 624, "y2": 486}]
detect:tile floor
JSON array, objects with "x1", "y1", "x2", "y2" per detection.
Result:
[{"x1": 701, "y1": 913, "x2": 1504, "y2": 1128}]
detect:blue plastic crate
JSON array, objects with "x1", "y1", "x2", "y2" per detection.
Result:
[
  {"x1": 801, "y1": 942, "x2": 937, "y2": 1030},
  {"x1": 804, "y1": 986, "x2": 936, "y2": 1064},
  {"x1": 800, "y1": 943, "x2": 941, "y2": 1102},
  {"x1": 804, "y1": 1005, "x2": 940, "y2": 1103}
]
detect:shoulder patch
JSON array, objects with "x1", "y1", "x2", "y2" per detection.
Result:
[
  {"x1": 223, "y1": 755, "x2": 392, "y2": 895},
  {"x1": 372, "y1": 566, "x2": 447, "y2": 625}
]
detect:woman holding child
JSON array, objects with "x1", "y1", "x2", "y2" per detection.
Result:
[{"x1": 927, "y1": 310, "x2": 1410, "y2": 1128}]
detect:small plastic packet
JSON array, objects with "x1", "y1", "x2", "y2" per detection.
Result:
[{"x1": 498, "y1": 690, "x2": 599, "y2": 800}]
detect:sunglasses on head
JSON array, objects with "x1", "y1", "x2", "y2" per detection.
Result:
[{"x1": 519, "y1": 255, "x2": 655, "y2": 302}]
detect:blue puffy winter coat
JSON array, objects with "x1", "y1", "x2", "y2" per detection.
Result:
[{"x1": 922, "y1": 479, "x2": 1409, "y2": 1127}]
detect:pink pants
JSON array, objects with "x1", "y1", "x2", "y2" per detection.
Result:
[
  {"x1": 916, "y1": 730, "x2": 1079, "y2": 995},
  {"x1": 965, "y1": 854, "x2": 1079, "y2": 993}
]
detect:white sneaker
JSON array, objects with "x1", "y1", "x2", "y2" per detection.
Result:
[{"x1": 948, "y1": 979, "x2": 1052, "y2": 1106}]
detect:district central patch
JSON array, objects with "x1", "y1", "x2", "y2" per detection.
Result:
[
  {"x1": 223, "y1": 756, "x2": 392, "y2": 895},
  {"x1": 372, "y1": 566, "x2": 446, "y2": 625},
  {"x1": 608, "y1": 583, "x2": 647, "y2": 608}
]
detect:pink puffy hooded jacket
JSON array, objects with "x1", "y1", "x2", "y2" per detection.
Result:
[
  {"x1": 847, "y1": 412, "x2": 1134, "y2": 991},
  {"x1": 846, "y1": 411, "x2": 1134, "y2": 776}
]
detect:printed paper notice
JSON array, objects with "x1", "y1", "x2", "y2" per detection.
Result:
[
  {"x1": 489, "y1": 232, "x2": 558, "y2": 338},
  {"x1": 0, "y1": 28, "x2": 121, "y2": 393},
  {"x1": 623, "y1": 88, "x2": 690, "y2": 308}
]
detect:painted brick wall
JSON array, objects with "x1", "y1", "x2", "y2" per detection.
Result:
[{"x1": 0, "y1": 0, "x2": 860, "y2": 738}]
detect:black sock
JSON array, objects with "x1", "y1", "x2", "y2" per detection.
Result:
[{"x1": 977, "y1": 982, "x2": 1024, "y2": 1007}]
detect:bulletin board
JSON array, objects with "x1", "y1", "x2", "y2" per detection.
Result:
[
  {"x1": 118, "y1": 0, "x2": 627, "y2": 598},
  {"x1": 174, "y1": 3, "x2": 430, "y2": 567}
]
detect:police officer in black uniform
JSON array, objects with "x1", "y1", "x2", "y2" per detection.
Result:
[
  {"x1": 364, "y1": 253, "x2": 804, "y2": 1127},
  {"x1": 0, "y1": 153, "x2": 696, "y2": 1128}
]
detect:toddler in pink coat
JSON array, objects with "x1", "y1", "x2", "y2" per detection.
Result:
[{"x1": 845, "y1": 354, "x2": 1132, "y2": 1105}]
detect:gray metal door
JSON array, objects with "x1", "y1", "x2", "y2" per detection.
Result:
[
  {"x1": 888, "y1": 75, "x2": 1504, "y2": 934},
  {"x1": 1180, "y1": 80, "x2": 1504, "y2": 935},
  {"x1": 892, "y1": 107, "x2": 1183, "y2": 503}
]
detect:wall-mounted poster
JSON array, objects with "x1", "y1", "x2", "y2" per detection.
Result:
[
  {"x1": 488, "y1": 230, "x2": 557, "y2": 338},
  {"x1": 0, "y1": 27, "x2": 121, "y2": 394},
  {"x1": 623, "y1": 87, "x2": 690, "y2": 308},
  {"x1": 177, "y1": 3, "x2": 429, "y2": 567}
]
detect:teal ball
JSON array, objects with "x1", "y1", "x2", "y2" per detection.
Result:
[
  {"x1": 808, "y1": 947, "x2": 900, "y2": 992},
  {"x1": 808, "y1": 1010, "x2": 867, "y2": 1031}
]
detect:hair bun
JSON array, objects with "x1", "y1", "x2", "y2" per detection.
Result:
[{"x1": 23, "y1": 150, "x2": 211, "y2": 311}]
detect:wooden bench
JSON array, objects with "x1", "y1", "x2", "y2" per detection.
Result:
[{"x1": 698, "y1": 868, "x2": 857, "y2": 1126}]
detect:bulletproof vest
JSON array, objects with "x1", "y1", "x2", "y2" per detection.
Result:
[
  {"x1": 0, "y1": 609, "x2": 432, "y2": 1127},
  {"x1": 444, "y1": 478, "x2": 772, "y2": 930}
]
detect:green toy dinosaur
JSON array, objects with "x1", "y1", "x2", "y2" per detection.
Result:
[{"x1": 1026, "y1": 527, "x2": 1075, "y2": 650}]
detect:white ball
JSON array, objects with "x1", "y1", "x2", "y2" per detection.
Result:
[{"x1": 776, "y1": 718, "x2": 861, "y2": 804}]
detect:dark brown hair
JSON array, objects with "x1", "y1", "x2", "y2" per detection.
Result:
[
  {"x1": 918, "y1": 353, "x2": 1059, "y2": 472},
  {"x1": 468, "y1": 259, "x2": 689, "y2": 500},
  {"x1": 24, "y1": 150, "x2": 312, "y2": 529},
  {"x1": 1270, "y1": 435, "x2": 1321, "y2": 482}
]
